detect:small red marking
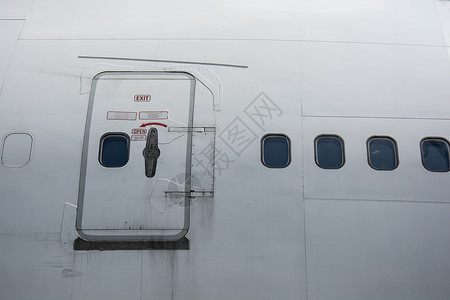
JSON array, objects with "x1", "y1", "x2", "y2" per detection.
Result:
[
  {"x1": 140, "y1": 122, "x2": 167, "y2": 128},
  {"x1": 131, "y1": 135, "x2": 147, "y2": 141}
]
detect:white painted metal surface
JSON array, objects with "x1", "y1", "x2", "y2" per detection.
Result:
[{"x1": 1, "y1": 0, "x2": 450, "y2": 299}]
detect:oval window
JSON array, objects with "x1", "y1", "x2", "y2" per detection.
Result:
[
  {"x1": 261, "y1": 134, "x2": 291, "y2": 168},
  {"x1": 1, "y1": 132, "x2": 33, "y2": 167},
  {"x1": 421, "y1": 138, "x2": 450, "y2": 172},
  {"x1": 367, "y1": 136, "x2": 398, "y2": 170},
  {"x1": 99, "y1": 133, "x2": 130, "y2": 168},
  {"x1": 315, "y1": 135, "x2": 345, "y2": 169}
]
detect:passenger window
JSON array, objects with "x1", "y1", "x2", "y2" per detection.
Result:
[
  {"x1": 421, "y1": 138, "x2": 450, "y2": 172},
  {"x1": 315, "y1": 135, "x2": 345, "y2": 169},
  {"x1": 261, "y1": 134, "x2": 291, "y2": 168},
  {"x1": 99, "y1": 133, "x2": 130, "y2": 168},
  {"x1": 367, "y1": 137, "x2": 398, "y2": 170}
]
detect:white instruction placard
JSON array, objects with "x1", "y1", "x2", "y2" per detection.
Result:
[
  {"x1": 139, "y1": 111, "x2": 168, "y2": 120},
  {"x1": 107, "y1": 111, "x2": 137, "y2": 121}
]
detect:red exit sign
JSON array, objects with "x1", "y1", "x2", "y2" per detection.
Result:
[{"x1": 134, "y1": 94, "x2": 151, "y2": 102}]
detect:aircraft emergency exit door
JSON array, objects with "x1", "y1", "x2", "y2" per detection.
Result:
[{"x1": 76, "y1": 71, "x2": 206, "y2": 241}]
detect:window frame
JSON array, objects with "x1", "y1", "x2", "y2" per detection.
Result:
[
  {"x1": 260, "y1": 133, "x2": 291, "y2": 169},
  {"x1": 1, "y1": 132, "x2": 34, "y2": 168},
  {"x1": 420, "y1": 137, "x2": 450, "y2": 172},
  {"x1": 314, "y1": 134, "x2": 345, "y2": 169},
  {"x1": 366, "y1": 136, "x2": 399, "y2": 171},
  {"x1": 98, "y1": 132, "x2": 131, "y2": 168}
]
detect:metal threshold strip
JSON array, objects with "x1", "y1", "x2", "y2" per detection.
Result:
[{"x1": 73, "y1": 236, "x2": 189, "y2": 251}]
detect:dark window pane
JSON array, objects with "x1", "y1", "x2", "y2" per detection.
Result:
[
  {"x1": 421, "y1": 138, "x2": 450, "y2": 172},
  {"x1": 262, "y1": 135, "x2": 290, "y2": 168},
  {"x1": 99, "y1": 134, "x2": 130, "y2": 167},
  {"x1": 315, "y1": 136, "x2": 344, "y2": 169},
  {"x1": 368, "y1": 137, "x2": 398, "y2": 170}
]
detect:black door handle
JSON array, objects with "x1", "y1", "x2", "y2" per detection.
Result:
[{"x1": 142, "y1": 128, "x2": 160, "y2": 178}]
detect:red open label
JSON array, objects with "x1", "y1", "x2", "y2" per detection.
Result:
[{"x1": 131, "y1": 128, "x2": 148, "y2": 135}]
